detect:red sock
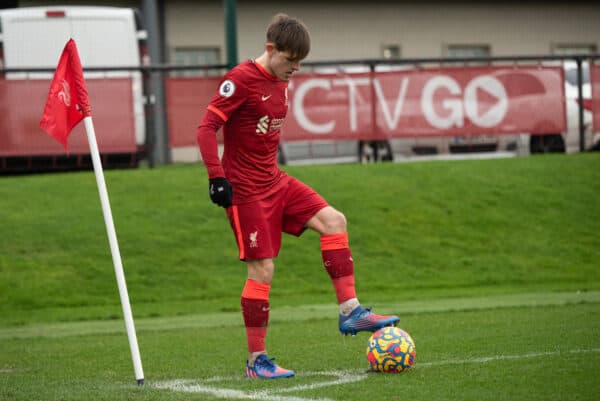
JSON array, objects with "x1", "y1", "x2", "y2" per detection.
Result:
[
  {"x1": 321, "y1": 233, "x2": 357, "y2": 303},
  {"x1": 241, "y1": 279, "x2": 270, "y2": 353}
]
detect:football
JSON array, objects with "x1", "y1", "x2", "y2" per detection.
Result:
[{"x1": 366, "y1": 327, "x2": 416, "y2": 373}]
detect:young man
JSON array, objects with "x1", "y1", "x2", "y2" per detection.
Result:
[{"x1": 196, "y1": 13, "x2": 399, "y2": 379}]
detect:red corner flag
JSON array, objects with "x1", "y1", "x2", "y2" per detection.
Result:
[
  {"x1": 39, "y1": 38, "x2": 91, "y2": 151},
  {"x1": 37, "y1": 38, "x2": 144, "y2": 385}
]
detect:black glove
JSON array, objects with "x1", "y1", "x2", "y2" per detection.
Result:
[{"x1": 209, "y1": 177, "x2": 233, "y2": 208}]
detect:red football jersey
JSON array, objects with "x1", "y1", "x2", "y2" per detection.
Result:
[{"x1": 198, "y1": 59, "x2": 290, "y2": 203}]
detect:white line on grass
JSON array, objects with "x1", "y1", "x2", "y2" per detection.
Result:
[
  {"x1": 257, "y1": 371, "x2": 368, "y2": 395},
  {"x1": 4, "y1": 290, "x2": 599, "y2": 340},
  {"x1": 154, "y1": 371, "x2": 368, "y2": 401},
  {"x1": 418, "y1": 347, "x2": 600, "y2": 368},
  {"x1": 154, "y1": 380, "x2": 254, "y2": 399},
  {"x1": 154, "y1": 348, "x2": 600, "y2": 401}
]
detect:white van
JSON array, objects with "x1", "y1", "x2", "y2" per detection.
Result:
[{"x1": 0, "y1": 6, "x2": 147, "y2": 168}]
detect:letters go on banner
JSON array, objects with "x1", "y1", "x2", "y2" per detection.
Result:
[{"x1": 282, "y1": 66, "x2": 566, "y2": 141}]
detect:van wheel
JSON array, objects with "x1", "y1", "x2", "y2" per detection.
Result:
[{"x1": 530, "y1": 134, "x2": 565, "y2": 154}]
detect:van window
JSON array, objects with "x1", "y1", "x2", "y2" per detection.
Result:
[{"x1": 3, "y1": 15, "x2": 139, "y2": 68}]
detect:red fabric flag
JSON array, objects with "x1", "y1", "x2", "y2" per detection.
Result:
[{"x1": 39, "y1": 38, "x2": 91, "y2": 151}]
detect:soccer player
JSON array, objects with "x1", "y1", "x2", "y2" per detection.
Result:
[{"x1": 196, "y1": 13, "x2": 399, "y2": 379}]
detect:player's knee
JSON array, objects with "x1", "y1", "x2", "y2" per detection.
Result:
[
  {"x1": 324, "y1": 209, "x2": 347, "y2": 233},
  {"x1": 247, "y1": 259, "x2": 275, "y2": 283}
]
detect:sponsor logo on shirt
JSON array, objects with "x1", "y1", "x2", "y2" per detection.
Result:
[
  {"x1": 270, "y1": 118, "x2": 284, "y2": 131},
  {"x1": 255, "y1": 116, "x2": 285, "y2": 135},
  {"x1": 256, "y1": 115, "x2": 270, "y2": 134}
]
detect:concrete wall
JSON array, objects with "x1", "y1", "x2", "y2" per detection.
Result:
[
  {"x1": 164, "y1": 0, "x2": 600, "y2": 61},
  {"x1": 17, "y1": 1, "x2": 600, "y2": 62}
]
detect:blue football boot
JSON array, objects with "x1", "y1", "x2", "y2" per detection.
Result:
[
  {"x1": 245, "y1": 354, "x2": 295, "y2": 379},
  {"x1": 339, "y1": 306, "x2": 400, "y2": 336}
]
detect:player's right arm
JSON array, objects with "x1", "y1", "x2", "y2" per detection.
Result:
[
  {"x1": 197, "y1": 76, "x2": 247, "y2": 207},
  {"x1": 197, "y1": 110, "x2": 232, "y2": 208},
  {"x1": 197, "y1": 108, "x2": 226, "y2": 180}
]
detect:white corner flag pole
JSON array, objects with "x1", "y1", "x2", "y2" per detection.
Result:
[{"x1": 83, "y1": 116, "x2": 145, "y2": 385}]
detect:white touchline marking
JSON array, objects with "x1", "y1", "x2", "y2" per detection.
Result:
[
  {"x1": 153, "y1": 348, "x2": 600, "y2": 401},
  {"x1": 154, "y1": 380, "x2": 252, "y2": 399},
  {"x1": 418, "y1": 348, "x2": 600, "y2": 368},
  {"x1": 259, "y1": 371, "x2": 368, "y2": 395},
  {"x1": 154, "y1": 379, "x2": 338, "y2": 401},
  {"x1": 153, "y1": 371, "x2": 367, "y2": 401}
]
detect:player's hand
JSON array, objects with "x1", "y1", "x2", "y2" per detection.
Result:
[{"x1": 209, "y1": 177, "x2": 233, "y2": 208}]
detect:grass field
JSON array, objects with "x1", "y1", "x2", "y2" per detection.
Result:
[{"x1": 1, "y1": 153, "x2": 599, "y2": 400}]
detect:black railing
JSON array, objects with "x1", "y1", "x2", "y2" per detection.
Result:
[{"x1": 2, "y1": 54, "x2": 598, "y2": 169}]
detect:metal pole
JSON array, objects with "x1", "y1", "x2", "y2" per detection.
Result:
[
  {"x1": 576, "y1": 57, "x2": 585, "y2": 152},
  {"x1": 142, "y1": 0, "x2": 170, "y2": 165},
  {"x1": 369, "y1": 63, "x2": 378, "y2": 161},
  {"x1": 224, "y1": 0, "x2": 238, "y2": 69}
]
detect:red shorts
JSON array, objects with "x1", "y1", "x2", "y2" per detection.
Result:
[{"x1": 226, "y1": 175, "x2": 328, "y2": 260}]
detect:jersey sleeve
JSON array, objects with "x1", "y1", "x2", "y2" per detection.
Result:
[
  {"x1": 197, "y1": 73, "x2": 248, "y2": 179},
  {"x1": 206, "y1": 74, "x2": 249, "y2": 123},
  {"x1": 197, "y1": 113, "x2": 225, "y2": 179}
]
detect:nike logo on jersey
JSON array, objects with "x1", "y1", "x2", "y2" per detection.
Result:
[{"x1": 261, "y1": 94, "x2": 272, "y2": 101}]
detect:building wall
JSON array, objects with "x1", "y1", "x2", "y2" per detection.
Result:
[
  {"x1": 165, "y1": 0, "x2": 600, "y2": 62},
  {"x1": 16, "y1": 1, "x2": 600, "y2": 63}
]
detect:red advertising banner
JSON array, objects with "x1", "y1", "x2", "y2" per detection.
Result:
[
  {"x1": 282, "y1": 66, "x2": 566, "y2": 141},
  {"x1": 167, "y1": 66, "x2": 566, "y2": 147},
  {"x1": 0, "y1": 66, "x2": 575, "y2": 158},
  {"x1": 165, "y1": 76, "x2": 221, "y2": 147},
  {"x1": 0, "y1": 78, "x2": 136, "y2": 156},
  {"x1": 591, "y1": 64, "x2": 600, "y2": 132}
]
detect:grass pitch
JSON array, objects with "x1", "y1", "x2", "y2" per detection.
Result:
[
  {"x1": 1, "y1": 153, "x2": 599, "y2": 400},
  {"x1": 1, "y1": 294, "x2": 598, "y2": 401}
]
